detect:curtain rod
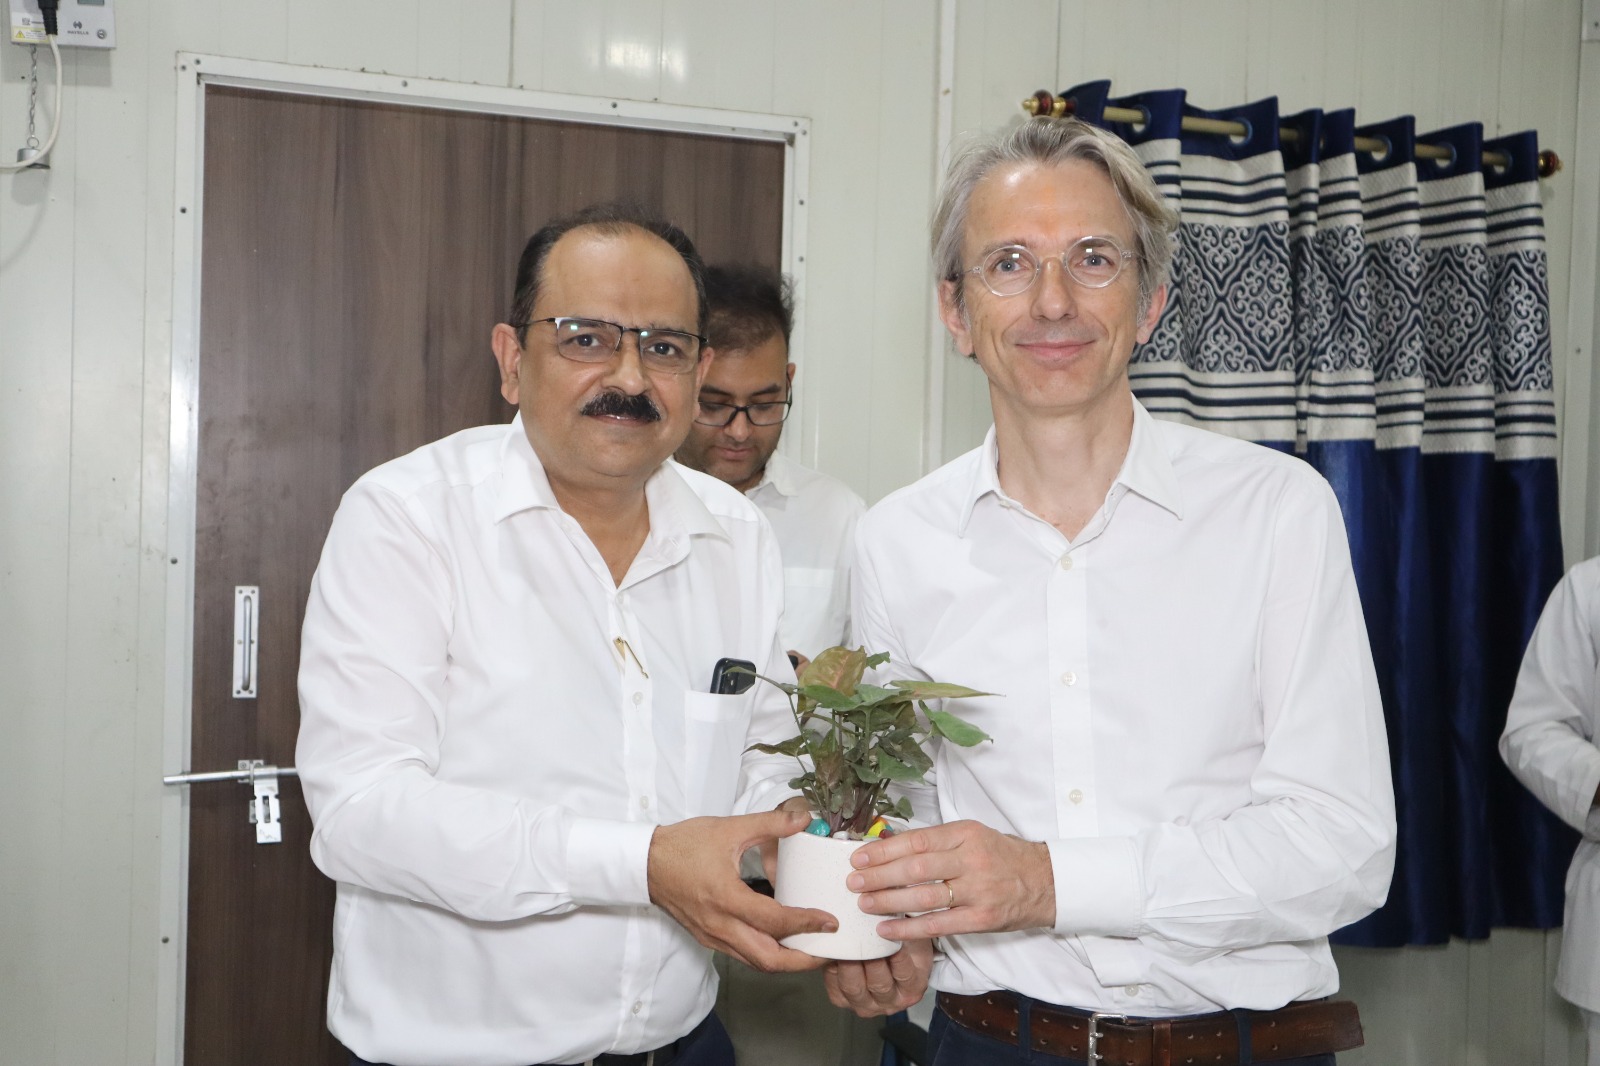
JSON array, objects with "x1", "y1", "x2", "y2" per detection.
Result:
[{"x1": 1023, "y1": 91, "x2": 1562, "y2": 179}]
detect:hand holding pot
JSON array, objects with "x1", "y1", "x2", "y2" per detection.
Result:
[
  {"x1": 649, "y1": 808, "x2": 836, "y2": 973},
  {"x1": 846, "y1": 819, "x2": 1055, "y2": 939},
  {"x1": 823, "y1": 938, "x2": 934, "y2": 1017}
]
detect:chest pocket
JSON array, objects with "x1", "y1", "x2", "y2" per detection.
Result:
[
  {"x1": 782, "y1": 566, "x2": 847, "y2": 653},
  {"x1": 682, "y1": 690, "x2": 749, "y2": 816}
]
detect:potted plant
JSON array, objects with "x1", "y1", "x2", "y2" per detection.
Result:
[{"x1": 746, "y1": 645, "x2": 990, "y2": 959}]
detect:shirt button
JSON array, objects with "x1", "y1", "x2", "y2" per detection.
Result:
[
  {"x1": 632, "y1": 691, "x2": 643, "y2": 705},
  {"x1": 1124, "y1": 984, "x2": 1141, "y2": 995},
  {"x1": 1058, "y1": 555, "x2": 1074, "y2": 571},
  {"x1": 1069, "y1": 789, "x2": 1084, "y2": 804},
  {"x1": 1060, "y1": 671, "x2": 1077, "y2": 686},
  {"x1": 631, "y1": 1001, "x2": 643, "y2": 1015},
  {"x1": 639, "y1": 796, "x2": 650, "y2": 809}
]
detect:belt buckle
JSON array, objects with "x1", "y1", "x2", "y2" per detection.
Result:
[{"x1": 1087, "y1": 1012, "x2": 1127, "y2": 1062}]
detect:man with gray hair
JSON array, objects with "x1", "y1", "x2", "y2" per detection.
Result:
[{"x1": 828, "y1": 117, "x2": 1397, "y2": 1065}]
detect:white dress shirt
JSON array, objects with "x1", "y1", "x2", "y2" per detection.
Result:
[
  {"x1": 296, "y1": 416, "x2": 799, "y2": 1066},
  {"x1": 1500, "y1": 555, "x2": 1600, "y2": 1011},
  {"x1": 852, "y1": 399, "x2": 1396, "y2": 1017},
  {"x1": 746, "y1": 451, "x2": 866, "y2": 657}
]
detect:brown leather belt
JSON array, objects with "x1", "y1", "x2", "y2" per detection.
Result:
[{"x1": 937, "y1": 990, "x2": 1363, "y2": 1065}]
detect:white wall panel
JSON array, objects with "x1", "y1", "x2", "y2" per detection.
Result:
[
  {"x1": 659, "y1": 0, "x2": 777, "y2": 112},
  {"x1": 54, "y1": 24, "x2": 151, "y2": 1066},
  {"x1": 769, "y1": 1, "x2": 939, "y2": 499},
  {"x1": 415, "y1": 0, "x2": 514, "y2": 85},
  {"x1": 0, "y1": 32, "x2": 82, "y2": 1066},
  {"x1": 528, "y1": 0, "x2": 666, "y2": 102},
  {"x1": 286, "y1": 0, "x2": 422, "y2": 75},
  {"x1": 164, "y1": 0, "x2": 288, "y2": 60}
]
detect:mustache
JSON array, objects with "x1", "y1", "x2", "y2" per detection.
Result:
[{"x1": 581, "y1": 389, "x2": 662, "y2": 422}]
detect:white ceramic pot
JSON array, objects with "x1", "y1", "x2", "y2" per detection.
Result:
[{"x1": 774, "y1": 830, "x2": 899, "y2": 960}]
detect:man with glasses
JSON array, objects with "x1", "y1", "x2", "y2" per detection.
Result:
[
  {"x1": 297, "y1": 203, "x2": 835, "y2": 1066},
  {"x1": 675, "y1": 265, "x2": 866, "y2": 669},
  {"x1": 830, "y1": 118, "x2": 1396, "y2": 1064},
  {"x1": 674, "y1": 264, "x2": 873, "y2": 1064}
]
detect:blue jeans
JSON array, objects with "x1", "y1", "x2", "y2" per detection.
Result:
[
  {"x1": 348, "y1": 1012, "x2": 735, "y2": 1066},
  {"x1": 927, "y1": 1007, "x2": 1337, "y2": 1066}
]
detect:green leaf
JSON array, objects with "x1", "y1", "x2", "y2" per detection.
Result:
[
  {"x1": 879, "y1": 737, "x2": 933, "y2": 775},
  {"x1": 888, "y1": 680, "x2": 991, "y2": 700},
  {"x1": 797, "y1": 645, "x2": 868, "y2": 695},
  {"x1": 927, "y1": 707, "x2": 991, "y2": 747},
  {"x1": 865, "y1": 651, "x2": 892, "y2": 670},
  {"x1": 886, "y1": 795, "x2": 914, "y2": 821},
  {"x1": 873, "y1": 752, "x2": 923, "y2": 782},
  {"x1": 745, "y1": 736, "x2": 809, "y2": 758},
  {"x1": 852, "y1": 683, "x2": 903, "y2": 707},
  {"x1": 853, "y1": 760, "x2": 885, "y2": 784},
  {"x1": 799, "y1": 684, "x2": 863, "y2": 711}
]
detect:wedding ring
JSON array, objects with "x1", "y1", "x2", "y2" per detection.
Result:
[{"x1": 945, "y1": 881, "x2": 956, "y2": 909}]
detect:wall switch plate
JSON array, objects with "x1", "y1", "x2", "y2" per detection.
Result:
[{"x1": 9, "y1": 0, "x2": 115, "y2": 48}]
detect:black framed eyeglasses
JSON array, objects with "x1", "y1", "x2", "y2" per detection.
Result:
[
  {"x1": 694, "y1": 394, "x2": 793, "y2": 427},
  {"x1": 961, "y1": 236, "x2": 1139, "y2": 297},
  {"x1": 523, "y1": 316, "x2": 707, "y2": 375}
]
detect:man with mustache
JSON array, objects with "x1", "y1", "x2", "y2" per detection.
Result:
[
  {"x1": 830, "y1": 118, "x2": 1397, "y2": 1065},
  {"x1": 296, "y1": 203, "x2": 834, "y2": 1066}
]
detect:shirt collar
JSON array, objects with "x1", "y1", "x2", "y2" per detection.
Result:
[
  {"x1": 493, "y1": 414, "x2": 728, "y2": 542},
  {"x1": 955, "y1": 396, "x2": 1185, "y2": 536},
  {"x1": 750, "y1": 451, "x2": 802, "y2": 499}
]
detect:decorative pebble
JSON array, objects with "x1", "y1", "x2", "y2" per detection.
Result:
[
  {"x1": 804, "y1": 818, "x2": 832, "y2": 837},
  {"x1": 864, "y1": 818, "x2": 888, "y2": 839}
]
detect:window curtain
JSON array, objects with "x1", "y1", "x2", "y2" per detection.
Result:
[{"x1": 1063, "y1": 80, "x2": 1571, "y2": 946}]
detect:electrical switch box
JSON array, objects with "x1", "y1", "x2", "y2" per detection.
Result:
[{"x1": 9, "y1": 0, "x2": 115, "y2": 48}]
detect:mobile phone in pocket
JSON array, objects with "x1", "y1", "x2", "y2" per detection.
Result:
[{"x1": 709, "y1": 657, "x2": 757, "y2": 695}]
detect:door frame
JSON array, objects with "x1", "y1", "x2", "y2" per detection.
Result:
[{"x1": 158, "y1": 53, "x2": 811, "y2": 1066}]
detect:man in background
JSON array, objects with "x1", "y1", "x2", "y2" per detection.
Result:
[
  {"x1": 1501, "y1": 554, "x2": 1600, "y2": 1066},
  {"x1": 674, "y1": 264, "x2": 877, "y2": 1065},
  {"x1": 675, "y1": 264, "x2": 866, "y2": 667}
]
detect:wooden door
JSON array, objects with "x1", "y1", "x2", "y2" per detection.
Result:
[{"x1": 187, "y1": 84, "x2": 785, "y2": 1065}]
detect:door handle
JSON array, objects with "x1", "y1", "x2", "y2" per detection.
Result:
[
  {"x1": 233, "y1": 585, "x2": 259, "y2": 698},
  {"x1": 164, "y1": 760, "x2": 295, "y2": 844}
]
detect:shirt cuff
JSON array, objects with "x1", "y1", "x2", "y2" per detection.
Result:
[
  {"x1": 1575, "y1": 757, "x2": 1600, "y2": 838},
  {"x1": 564, "y1": 816, "x2": 656, "y2": 906},
  {"x1": 1046, "y1": 836, "x2": 1142, "y2": 936}
]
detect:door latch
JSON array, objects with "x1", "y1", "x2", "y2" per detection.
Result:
[
  {"x1": 162, "y1": 759, "x2": 295, "y2": 845},
  {"x1": 241, "y1": 760, "x2": 282, "y2": 844}
]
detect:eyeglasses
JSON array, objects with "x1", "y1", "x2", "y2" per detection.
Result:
[
  {"x1": 961, "y1": 236, "x2": 1139, "y2": 297},
  {"x1": 523, "y1": 316, "x2": 706, "y2": 375},
  {"x1": 694, "y1": 394, "x2": 793, "y2": 427}
]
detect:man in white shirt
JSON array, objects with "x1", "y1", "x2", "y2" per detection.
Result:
[
  {"x1": 830, "y1": 118, "x2": 1397, "y2": 1064},
  {"x1": 1501, "y1": 555, "x2": 1600, "y2": 1066},
  {"x1": 673, "y1": 265, "x2": 874, "y2": 1065},
  {"x1": 296, "y1": 204, "x2": 834, "y2": 1066},
  {"x1": 674, "y1": 264, "x2": 866, "y2": 665}
]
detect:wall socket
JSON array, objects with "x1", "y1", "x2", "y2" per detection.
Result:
[{"x1": 9, "y1": 0, "x2": 115, "y2": 48}]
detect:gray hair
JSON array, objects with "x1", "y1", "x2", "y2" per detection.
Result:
[{"x1": 931, "y1": 117, "x2": 1178, "y2": 317}]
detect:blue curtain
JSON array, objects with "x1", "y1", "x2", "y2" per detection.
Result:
[{"x1": 1063, "y1": 81, "x2": 1571, "y2": 946}]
